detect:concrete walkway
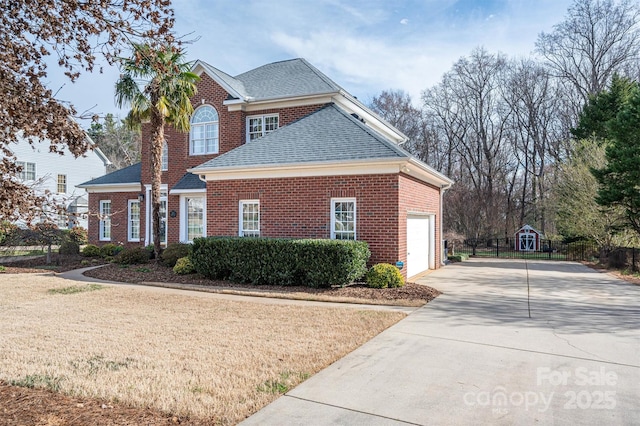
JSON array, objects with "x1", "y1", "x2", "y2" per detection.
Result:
[{"x1": 241, "y1": 259, "x2": 640, "y2": 425}]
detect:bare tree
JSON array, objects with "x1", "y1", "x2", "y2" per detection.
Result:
[
  {"x1": 502, "y1": 59, "x2": 569, "y2": 233},
  {"x1": 0, "y1": 0, "x2": 176, "y2": 222},
  {"x1": 536, "y1": 0, "x2": 640, "y2": 106},
  {"x1": 88, "y1": 114, "x2": 141, "y2": 171}
]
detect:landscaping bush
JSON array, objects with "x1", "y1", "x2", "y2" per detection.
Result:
[
  {"x1": 145, "y1": 245, "x2": 156, "y2": 259},
  {"x1": 173, "y1": 256, "x2": 195, "y2": 274},
  {"x1": 58, "y1": 240, "x2": 80, "y2": 255},
  {"x1": 448, "y1": 254, "x2": 469, "y2": 262},
  {"x1": 365, "y1": 263, "x2": 405, "y2": 288},
  {"x1": 68, "y1": 227, "x2": 88, "y2": 245},
  {"x1": 115, "y1": 247, "x2": 150, "y2": 265},
  {"x1": 81, "y1": 244, "x2": 101, "y2": 257},
  {"x1": 191, "y1": 237, "x2": 370, "y2": 287},
  {"x1": 99, "y1": 243, "x2": 121, "y2": 258},
  {"x1": 161, "y1": 242, "x2": 191, "y2": 267}
]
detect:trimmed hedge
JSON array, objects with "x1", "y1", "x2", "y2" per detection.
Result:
[
  {"x1": 81, "y1": 244, "x2": 101, "y2": 257},
  {"x1": 173, "y1": 256, "x2": 195, "y2": 275},
  {"x1": 448, "y1": 254, "x2": 469, "y2": 262},
  {"x1": 365, "y1": 263, "x2": 405, "y2": 288},
  {"x1": 191, "y1": 237, "x2": 370, "y2": 288},
  {"x1": 161, "y1": 243, "x2": 191, "y2": 267},
  {"x1": 115, "y1": 247, "x2": 151, "y2": 265},
  {"x1": 59, "y1": 240, "x2": 80, "y2": 255}
]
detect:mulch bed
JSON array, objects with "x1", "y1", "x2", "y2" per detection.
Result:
[
  {"x1": 82, "y1": 262, "x2": 441, "y2": 304},
  {"x1": 0, "y1": 381, "x2": 208, "y2": 426},
  {"x1": 1, "y1": 255, "x2": 441, "y2": 304}
]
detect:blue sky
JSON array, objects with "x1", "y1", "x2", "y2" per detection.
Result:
[{"x1": 48, "y1": 0, "x2": 574, "y2": 123}]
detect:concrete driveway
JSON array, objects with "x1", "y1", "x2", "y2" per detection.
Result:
[{"x1": 241, "y1": 259, "x2": 640, "y2": 425}]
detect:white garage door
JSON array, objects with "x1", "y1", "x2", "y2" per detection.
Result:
[{"x1": 407, "y1": 216, "x2": 430, "y2": 278}]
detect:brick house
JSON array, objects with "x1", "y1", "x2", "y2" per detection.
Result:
[{"x1": 79, "y1": 58, "x2": 453, "y2": 279}]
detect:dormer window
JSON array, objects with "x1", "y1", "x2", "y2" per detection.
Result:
[
  {"x1": 190, "y1": 105, "x2": 219, "y2": 155},
  {"x1": 247, "y1": 114, "x2": 278, "y2": 142}
]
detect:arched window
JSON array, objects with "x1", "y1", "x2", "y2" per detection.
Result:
[{"x1": 190, "y1": 105, "x2": 219, "y2": 155}]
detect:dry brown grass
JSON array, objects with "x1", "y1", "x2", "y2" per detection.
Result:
[{"x1": 0, "y1": 274, "x2": 405, "y2": 425}]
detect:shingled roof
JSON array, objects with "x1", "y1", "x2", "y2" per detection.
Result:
[
  {"x1": 197, "y1": 58, "x2": 342, "y2": 102},
  {"x1": 77, "y1": 162, "x2": 141, "y2": 187},
  {"x1": 172, "y1": 172, "x2": 206, "y2": 191},
  {"x1": 192, "y1": 104, "x2": 410, "y2": 172}
]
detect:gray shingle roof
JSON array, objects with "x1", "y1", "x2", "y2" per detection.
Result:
[
  {"x1": 197, "y1": 58, "x2": 341, "y2": 101},
  {"x1": 198, "y1": 61, "x2": 249, "y2": 99},
  {"x1": 77, "y1": 162, "x2": 141, "y2": 187},
  {"x1": 192, "y1": 104, "x2": 410, "y2": 171},
  {"x1": 235, "y1": 58, "x2": 342, "y2": 100},
  {"x1": 172, "y1": 172, "x2": 206, "y2": 191}
]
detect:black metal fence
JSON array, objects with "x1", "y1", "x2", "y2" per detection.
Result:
[{"x1": 449, "y1": 238, "x2": 639, "y2": 272}]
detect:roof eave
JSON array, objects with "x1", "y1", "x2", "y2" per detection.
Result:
[
  {"x1": 223, "y1": 90, "x2": 340, "y2": 107},
  {"x1": 193, "y1": 60, "x2": 247, "y2": 101},
  {"x1": 190, "y1": 157, "x2": 406, "y2": 174}
]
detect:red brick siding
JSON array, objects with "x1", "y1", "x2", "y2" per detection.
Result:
[
  {"x1": 206, "y1": 174, "x2": 400, "y2": 267},
  {"x1": 87, "y1": 190, "x2": 142, "y2": 247},
  {"x1": 398, "y1": 173, "x2": 442, "y2": 274},
  {"x1": 140, "y1": 73, "x2": 326, "y2": 191}
]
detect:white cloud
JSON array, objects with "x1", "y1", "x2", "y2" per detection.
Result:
[{"x1": 400, "y1": 18, "x2": 409, "y2": 25}]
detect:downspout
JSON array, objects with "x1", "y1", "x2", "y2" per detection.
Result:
[{"x1": 440, "y1": 182, "x2": 452, "y2": 266}]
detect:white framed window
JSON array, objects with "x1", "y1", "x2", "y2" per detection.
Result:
[
  {"x1": 161, "y1": 141, "x2": 168, "y2": 171},
  {"x1": 185, "y1": 197, "x2": 204, "y2": 242},
  {"x1": 239, "y1": 200, "x2": 260, "y2": 237},
  {"x1": 99, "y1": 200, "x2": 111, "y2": 241},
  {"x1": 57, "y1": 174, "x2": 67, "y2": 193},
  {"x1": 331, "y1": 198, "x2": 356, "y2": 240},
  {"x1": 190, "y1": 105, "x2": 219, "y2": 155},
  {"x1": 56, "y1": 213, "x2": 68, "y2": 229},
  {"x1": 17, "y1": 161, "x2": 36, "y2": 181},
  {"x1": 159, "y1": 196, "x2": 167, "y2": 245},
  {"x1": 246, "y1": 114, "x2": 278, "y2": 142},
  {"x1": 128, "y1": 200, "x2": 140, "y2": 242}
]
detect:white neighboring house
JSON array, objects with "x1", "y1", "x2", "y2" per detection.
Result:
[{"x1": 8, "y1": 136, "x2": 111, "y2": 229}]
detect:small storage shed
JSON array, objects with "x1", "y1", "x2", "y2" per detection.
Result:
[{"x1": 514, "y1": 225, "x2": 544, "y2": 252}]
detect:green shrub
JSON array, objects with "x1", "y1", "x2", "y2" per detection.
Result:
[
  {"x1": 58, "y1": 240, "x2": 80, "y2": 255},
  {"x1": 448, "y1": 254, "x2": 468, "y2": 262},
  {"x1": 161, "y1": 243, "x2": 191, "y2": 267},
  {"x1": 99, "y1": 243, "x2": 121, "y2": 258},
  {"x1": 145, "y1": 245, "x2": 156, "y2": 259},
  {"x1": 115, "y1": 247, "x2": 150, "y2": 265},
  {"x1": 365, "y1": 263, "x2": 405, "y2": 288},
  {"x1": 173, "y1": 256, "x2": 195, "y2": 274},
  {"x1": 68, "y1": 227, "x2": 88, "y2": 245},
  {"x1": 191, "y1": 237, "x2": 370, "y2": 287},
  {"x1": 81, "y1": 244, "x2": 101, "y2": 257}
]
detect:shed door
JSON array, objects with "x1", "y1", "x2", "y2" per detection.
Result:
[{"x1": 407, "y1": 216, "x2": 430, "y2": 278}]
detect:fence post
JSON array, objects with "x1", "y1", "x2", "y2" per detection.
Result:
[
  {"x1": 496, "y1": 238, "x2": 499, "y2": 258},
  {"x1": 633, "y1": 247, "x2": 637, "y2": 273}
]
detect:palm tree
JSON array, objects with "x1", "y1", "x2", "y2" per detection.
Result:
[{"x1": 115, "y1": 43, "x2": 199, "y2": 260}]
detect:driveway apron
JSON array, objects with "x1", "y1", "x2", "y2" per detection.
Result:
[{"x1": 241, "y1": 259, "x2": 640, "y2": 425}]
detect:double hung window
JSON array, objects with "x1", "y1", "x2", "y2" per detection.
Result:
[
  {"x1": 247, "y1": 114, "x2": 278, "y2": 142},
  {"x1": 331, "y1": 198, "x2": 356, "y2": 240},
  {"x1": 239, "y1": 200, "x2": 260, "y2": 237}
]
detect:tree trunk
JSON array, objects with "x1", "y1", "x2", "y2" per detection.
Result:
[{"x1": 150, "y1": 108, "x2": 165, "y2": 262}]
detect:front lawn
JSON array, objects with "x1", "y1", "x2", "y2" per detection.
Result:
[{"x1": 0, "y1": 274, "x2": 406, "y2": 425}]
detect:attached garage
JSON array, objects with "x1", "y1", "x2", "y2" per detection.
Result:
[{"x1": 406, "y1": 214, "x2": 435, "y2": 278}]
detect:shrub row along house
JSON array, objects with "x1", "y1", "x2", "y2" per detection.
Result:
[{"x1": 78, "y1": 58, "x2": 453, "y2": 279}]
